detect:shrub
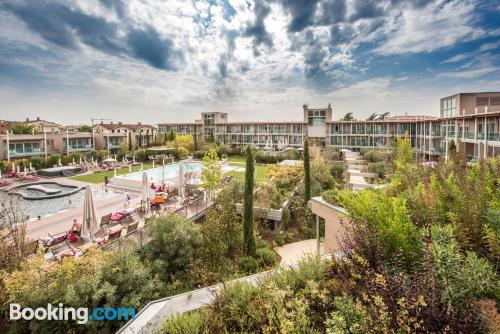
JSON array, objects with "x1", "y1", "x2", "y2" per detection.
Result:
[
  {"x1": 363, "y1": 149, "x2": 384, "y2": 163},
  {"x1": 327, "y1": 295, "x2": 370, "y2": 334},
  {"x1": 239, "y1": 256, "x2": 258, "y2": 274},
  {"x1": 336, "y1": 189, "x2": 423, "y2": 272},
  {"x1": 330, "y1": 161, "x2": 344, "y2": 183},
  {"x1": 134, "y1": 149, "x2": 148, "y2": 162},
  {"x1": 430, "y1": 225, "x2": 499, "y2": 307},
  {"x1": 193, "y1": 150, "x2": 206, "y2": 159},
  {"x1": 368, "y1": 161, "x2": 386, "y2": 179},
  {"x1": 161, "y1": 309, "x2": 209, "y2": 334},
  {"x1": 275, "y1": 231, "x2": 286, "y2": 246},
  {"x1": 322, "y1": 189, "x2": 337, "y2": 205},
  {"x1": 256, "y1": 247, "x2": 276, "y2": 267},
  {"x1": 141, "y1": 214, "x2": 201, "y2": 283},
  {"x1": 176, "y1": 147, "x2": 189, "y2": 160},
  {"x1": 29, "y1": 156, "x2": 45, "y2": 170}
]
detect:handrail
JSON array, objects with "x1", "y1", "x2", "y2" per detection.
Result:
[{"x1": 117, "y1": 253, "x2": 335, "y2": 334}]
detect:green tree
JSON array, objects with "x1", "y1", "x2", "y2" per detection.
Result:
[
  {"x1": 141, "y1": 214, "x2": 201, "y2": 282},
  {"x1": 8, "y1": 123, "x2": 37, "y2": 135},
  {"x1": 394, "y1": 134, "x2": 413, "y2": 170},
  {"x1": 77, "y1": 125, "x2": 93, "y2": 132},
  {"x1": 201, "y1": 145, "x2": 222, "y2": 203},
  {"x1": 341, "y1": 112, "x2": 354, "y2": 121},
  {"x1": 146, "y1": 129, "x2": 150, "y2": 147},
  {"x1": 128, "y1": 131, "x2": 132, "y2": 151},
  {"x1": 303, "y1": 138, "x2": 311, "y2": 202},
  {"x1": 243, "y1": 145, "x2": 256, "y2": 257},
  {"x1": 164, "y1": 131, "x2": 168, "y2": 144},
  {"x1": 175, "y1": 134, "x2": 195, "y2": 152},
  {"x1": 377, "y1": 111, "x2": 390, "y2": 120},
  {"x1": 448, "y1": 139, "x2": 456, "y2": 152}
]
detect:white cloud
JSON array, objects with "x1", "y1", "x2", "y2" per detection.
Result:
[
  {"x1": 438, "y1": 66, "x2": 499, "y2": 79},
  {"x1": 441, "y1": 54, "x2": 469, "y2": 64},
  {"x1": 377, "y1": 0, "x2": 484, "y2": 55}
]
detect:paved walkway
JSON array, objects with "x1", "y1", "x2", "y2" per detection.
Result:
[
  {"x1": 24, "y1": 177, "x2": 139, "y2": 240},
  {"x1": 118, "y1": 240, "x2": 330, "y2": 334},
  {"x1": 274, "y1": 239, "x2": 323, "y2": 266}
]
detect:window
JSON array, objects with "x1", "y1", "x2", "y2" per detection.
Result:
[
  {"x1": 9, "y1": 142, "x2": 41, "y2": 154},
  {"x1": 308, "y1": 110, "x2": 326, "y2": 126},
  {"x1": 441, "y1": 97, "x2": 456, "y2": 117}
]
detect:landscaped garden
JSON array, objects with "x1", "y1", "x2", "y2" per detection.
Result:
[
  {"x1": 160, "y1": 140, "x2": 500, "y2": 334},
  {"x1": 69, "y1": 162, "x2": 154, "y2": 183},
  {"x1": 2, "y1": 132, "x2": 498, "y2": 333}
]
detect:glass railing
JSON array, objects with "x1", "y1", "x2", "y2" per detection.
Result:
[{"x1": 10, "y1": 149, "x2": 43, "y2": 156}]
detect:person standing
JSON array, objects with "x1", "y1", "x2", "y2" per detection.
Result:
[{"x1": 124, "y1": 190, "x2": 130, "y2": 207}]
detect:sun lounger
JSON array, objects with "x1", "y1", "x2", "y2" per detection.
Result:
[
  {"x1": 97, "y1": 229, "x2": 122, "y2": 246},
  {"x1": 124, "y1": 221, "x2": 139, "y2": 235}
]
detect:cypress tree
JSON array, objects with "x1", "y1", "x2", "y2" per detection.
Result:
[
  {"x1": 128, "y1": 131, "x2": 132, "y2": 151},
  {"x1": 303, "y1": 138, "x2": 311, "y2": 202},
  {"x1": 146, "y1": 129, "x2": 150, "y2": 147},
  {"x1": 164, "y1": 131, "x2": 168, "y2": 144},
  {"x1": 243, "y1": 145, "x2": 256, "y2": 257}
]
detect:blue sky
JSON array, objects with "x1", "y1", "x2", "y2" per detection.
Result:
[{"x1": 0, "y1": 0, "x2": 499, "y2": 124}]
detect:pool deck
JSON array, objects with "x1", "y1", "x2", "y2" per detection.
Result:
[{"x1": 25, "y1": 177, "x2": 138, "y2": 240}]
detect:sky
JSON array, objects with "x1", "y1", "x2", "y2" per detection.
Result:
[{"x1": 0, "y1": 0, "x2": 499, "y2": 125}]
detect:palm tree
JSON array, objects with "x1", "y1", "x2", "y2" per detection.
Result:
[
  {"x1": 377, "y1": 112, "x2": 390, "y2": 120},
  {"x1": 367, "y1": 113, "x2": 378, "y2": 121}
]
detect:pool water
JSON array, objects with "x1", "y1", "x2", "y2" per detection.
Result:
[
  {"x1": 18, "y1": 187, "x2": 119, "y2": 219},
  {"x1": 114, "y1": 162, "x2": 203, "y2": 183}
]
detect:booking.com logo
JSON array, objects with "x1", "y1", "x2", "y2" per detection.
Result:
[{"x1": 10, "y1": 303, "x2": 136, "y2": 324}]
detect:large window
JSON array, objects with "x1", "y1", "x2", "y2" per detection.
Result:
[
  {"x1": 292, "y1": 124, "x2": 304, "y2": 134},
  {"x1": 9, "y1": 142, "x2": 41, "y2": 154},
  {"x1": 308, "y1": 110, "x2": 326, "y2": 126},
  {"x1": 441, "y1": 97, "x2": 456, "y2": 117},
  {"x1": 67, "y1": 138, "x2": 91, "y2": 150},
  {"x1": 331, "y1": 124, "x2": 341, "y2": 134}
]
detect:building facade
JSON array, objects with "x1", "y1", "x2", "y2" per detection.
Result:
[
  {"x1": 158, "y1": 92, "x2": 500, "y2": 161},
  {"x1": 1, "y1": 92, "x2": 498, "y2": 162},
  {"x1": 0, "y1": 121, "x2": 157, "y2": 160}
]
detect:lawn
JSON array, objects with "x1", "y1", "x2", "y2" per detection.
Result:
[
  {"x1": 226, "y1": 164, "x2": 269, "y2": 184},
  {"x1": 70, "y1": 163, "x2": 154, "y2": 184},
  {"x1": 227, "y1": 155, "x2": 246, "y2": 163}
]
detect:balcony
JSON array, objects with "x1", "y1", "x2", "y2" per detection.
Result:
[
  {"x1": 66, "y1": 145, "x2": 94, "y2": 152},
  {"x1": 9, "y1": 149, "x2": 44, "y2": 157}
]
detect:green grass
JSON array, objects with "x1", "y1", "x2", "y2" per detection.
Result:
[
  {"x1": 227, "y1": 155, "x2": 246, "y2": 163},
  {"x1": 227, "y1": 164, "x2": 269, "y2": 184},
  {"x1": 70, "y1": 163, "x2": 154, "y2": 184}
]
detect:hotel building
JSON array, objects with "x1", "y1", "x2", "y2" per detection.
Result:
[
  {"x1": 0, "y1": 120, "x2": 157, "y2": 161},
  {"x1": 158, "y1": 92, "x2": 500, "y2": 161},
  {"x1": 0, "y1": 92, "x2": 498, "y2": 162}
]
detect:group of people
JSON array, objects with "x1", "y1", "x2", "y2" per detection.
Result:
[{"x1": 150, "y1": 182, "x2": 169, "y2": 193}]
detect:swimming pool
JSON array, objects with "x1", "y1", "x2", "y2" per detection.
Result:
[
  {"x1": 111, "y1": 162, "x2": 203, "y2": 189},
  {"x1": 5, "y1": 187, "x2": 119, "y2": 220}
]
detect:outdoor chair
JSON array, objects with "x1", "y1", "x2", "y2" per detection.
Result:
[
  {"x1": 97, "y1": 229, "x2": 122, "y2": 246},
  {"x1": 124, "y1": 221, "x2": 139, "y2": 235}
]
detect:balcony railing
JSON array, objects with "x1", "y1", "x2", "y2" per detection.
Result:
[
  {"x1": 459, "y1": 105, "x2": 500, "y2": 116},
  {"x1": 9, "y1": 149, "x2": 44, "y2": 157}
]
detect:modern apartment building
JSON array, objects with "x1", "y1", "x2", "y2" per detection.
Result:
[
  {"x1": 158, "y1": 92, "x2": 500, "y2": 161},
  {"x1": 0, "y1": 121, "x2": 157, "y2": 160}
]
